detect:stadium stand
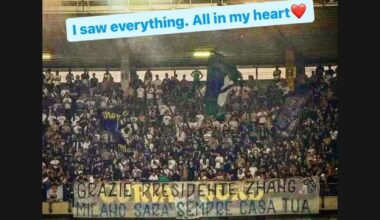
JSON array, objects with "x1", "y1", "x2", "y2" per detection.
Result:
[{"x1": 42, "y1": 65, "x2": 338, "y2": 205}]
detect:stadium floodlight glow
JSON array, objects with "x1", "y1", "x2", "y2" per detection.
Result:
[
  {"x1": 42, "y1": 52, "x2": 52, "y2": 60},
  {"x1": 193, "y1": 51, "x2": 212, "y2": 57}
]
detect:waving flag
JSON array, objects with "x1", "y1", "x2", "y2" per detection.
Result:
[{"x1": 204, "y1": 53, "x2": 242, "y2": 116}]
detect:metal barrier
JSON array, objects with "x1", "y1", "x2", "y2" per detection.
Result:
[{"x1": 320, "y1": 181, "x2": 338, "y2": 196}]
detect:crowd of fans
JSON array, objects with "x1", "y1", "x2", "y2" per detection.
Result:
[{"x1": 42, "y1": 65, "x2": 338, "y2": 202}]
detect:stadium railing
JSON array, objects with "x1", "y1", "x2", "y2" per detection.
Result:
[{"x1": 43, "y1": 0, "x2": 338, "y2": 14}]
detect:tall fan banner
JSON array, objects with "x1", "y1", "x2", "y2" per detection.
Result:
[{"x1": 74, "y1": 177, "x2": 319, "y2": 218}]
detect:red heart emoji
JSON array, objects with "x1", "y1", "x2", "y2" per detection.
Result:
[{"x1": 291, "y1": 4, "x2": 306, "y2": 19}]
